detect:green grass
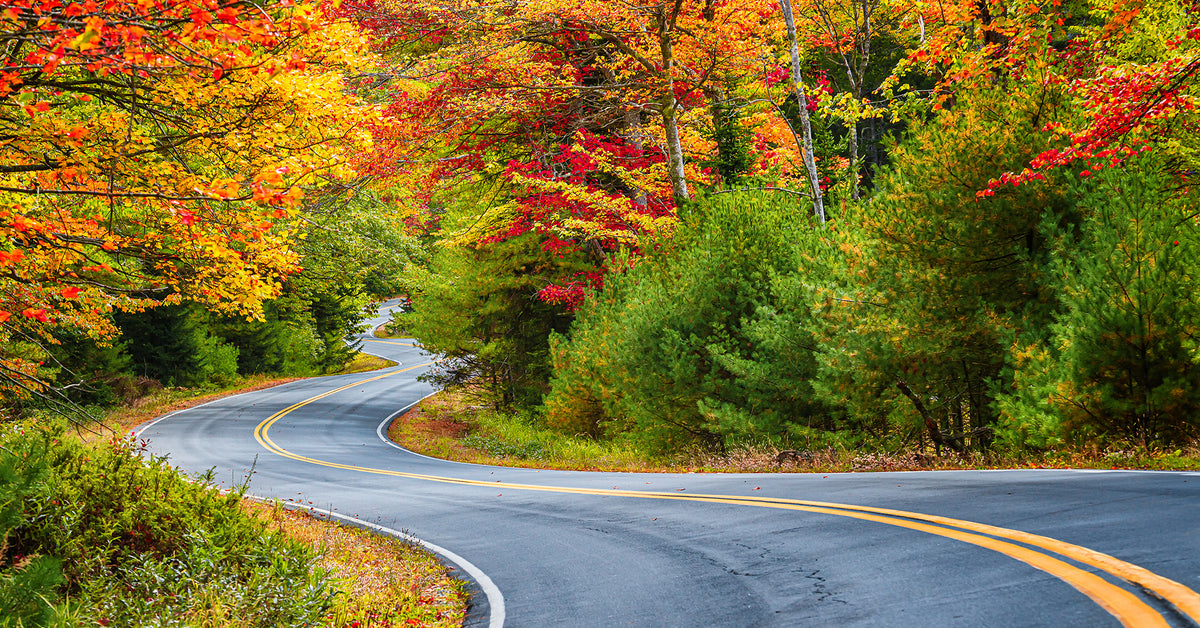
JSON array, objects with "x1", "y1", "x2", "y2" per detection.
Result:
[
  {"x1": 390, "y1": 392, "x2": 660, "y2": 472},
  {"x1": 391, "y1": 390, "x2": 1200, "y2": 474}
]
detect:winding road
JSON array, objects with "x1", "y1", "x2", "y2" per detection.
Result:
[{"x1": 140, "y1": 300, "x2": 1200, "y2": 627}]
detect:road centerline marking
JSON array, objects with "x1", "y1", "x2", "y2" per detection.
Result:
[{"x1": 254, "y1": 366, "x2": 1199, "y2": 628}]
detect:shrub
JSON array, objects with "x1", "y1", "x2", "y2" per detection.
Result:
[
  {"x1": 998, "y1": 162, "x2": 1200, "y2": 447},
  {"x1": 544, "y1": 192, "x2": 832, "y2": 452},
  {"x1": 1, "y1": 423, "x2": 335, "y2": 627}
]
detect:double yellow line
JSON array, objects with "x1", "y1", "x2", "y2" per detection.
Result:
[
  {"x1": 254, "y1": 364, "x2": 1200, "y2": 627},
  {"x1": 360, "y1": 338, "x2": 417, "y2": 346}
]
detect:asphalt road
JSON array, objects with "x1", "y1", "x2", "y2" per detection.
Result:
[{"x1": 140, "y1": 299, "x2": 1200, "y2": 627}]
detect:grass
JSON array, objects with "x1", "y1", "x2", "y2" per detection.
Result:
[
  {"x1": 339, "y1": 351, "x2": 398, "y2": 375},
  {"x1": 388, "y1": 391, "x2": 664, "y2": 472},
  {"x1": 373, "y1": 322, "x2": 404, "y2": 339},
  {"x1": 389, "y1": 389, "x2": 1200, "y2": 474}
]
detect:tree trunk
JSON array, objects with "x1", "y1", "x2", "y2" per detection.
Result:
[
  {"x1": 662, "y1": 101, "x2": 689, "y2": 203},
  {"x1": 848, "y1": 121, "x2": 859, "y2": 200},
  {"x1": 897, "y1": 379, "x2": 965, "y2": 455},
  {"x1": 779, "y1": 0, "x2": 825, "y2": 224},
  {"x1": 657, "y1": 6, "x2": 690, "y2": 203}
]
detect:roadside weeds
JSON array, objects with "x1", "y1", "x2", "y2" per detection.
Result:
[
  {"x1": 389, "y1": 389, "x2": 1200, "y2": 474},
  {"x1": 62, "y1": 351, "x2": 466, "y2": 627},
  {"x1": 244, "y1": 500, "x2": 466, "y2": 628}
]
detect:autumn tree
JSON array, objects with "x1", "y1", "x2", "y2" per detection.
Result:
[
  {"x1": 0, "y1": 0, "x2": 377, "y2": 416},
  {"x1": 342, "y1": 2, "x2": 799, "y2": 274},
  {"x1": 813, "y1": 0, "x2": 1200, "y2": 451},
  {"x1": 809, "y1": 80, "x2": 1077, "y2": 454}
]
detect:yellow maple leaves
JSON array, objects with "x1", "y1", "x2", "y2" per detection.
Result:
[{"x1": 0, "y1": 0, "x2": 382, "y2": 402}]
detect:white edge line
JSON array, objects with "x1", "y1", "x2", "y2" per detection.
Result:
[
  {"x1": 133, "y1": 394, "x2": 239, "y2": 439},
  {"x1": 136, "y1": 369, "x2": 505, "y2": 626},
  {"x1": 375, "y1": 395, "x2": 498, "y2": 467},
  {"x1": 267, "y1": 499, "x2": 506, "y2": 628}
]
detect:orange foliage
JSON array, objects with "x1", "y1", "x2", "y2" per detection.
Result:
[{"x1": 0, "y1": 0, "x2": 376, "y2": 402}]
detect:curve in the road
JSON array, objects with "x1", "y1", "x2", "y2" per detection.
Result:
[{"x1": 252, "y1": 366, "x2": 1200, "y2": 628}]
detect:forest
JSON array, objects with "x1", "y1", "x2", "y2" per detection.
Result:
[{"x1": 3, "y1": 0, "x2": 1199, "y2": 458}]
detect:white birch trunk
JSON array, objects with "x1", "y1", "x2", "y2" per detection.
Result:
[{"x1": 780, "y1": 0, "x2": 826, "y2": 224}]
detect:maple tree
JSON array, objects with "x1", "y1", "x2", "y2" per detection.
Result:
[
  {"x1": 895, "y1": 0, "x2": 1200, "y2": 193},
  {"x1": 339, "y1": 0, "x2": 840, "y2": 310},
  {"x1": 0, "y1": 0, "x2": 377, "y2": 411}
]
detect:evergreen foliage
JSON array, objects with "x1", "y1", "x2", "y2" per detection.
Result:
[
  {"x1": 544, "y1": 192, "x2": 830, "y2": 452},
  {"x1": 212, "y1": 296, "x2": 321, "y2": 376},
  {"x1": 814, "y1": 86, "x2": 1076, "y2": 453},
  {"x1": 706, "y1": 100, "x2": 755, "y2": 186},
  {"x1": 43, "y1": 330, "x2": 133, "y2": 408},
  {"x1": 402, "y1": 233, "x2": 588, "y2": 408},
  {"x1": 116, "y1": 304, "x2": 240, "y2": 388},
  {"x1": 999, "y1": 163, "x2": 1200, "y2": 447}
]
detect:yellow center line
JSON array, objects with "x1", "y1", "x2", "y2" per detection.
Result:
[
  {"x1": 254, "y1": 365, "x2": 1198, "y2": 627},
  {"x1": 361, "y1": 338, "x2": 417, "y2": 346}
]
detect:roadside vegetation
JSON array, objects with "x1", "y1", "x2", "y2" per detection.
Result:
[
  {"x1": 392, "y1": 390, "x2": 1200, "y2": 474},
  {"x1": 0, "y1": 335, "x2": 454, "y2": 628},
  {"x1": 2, "y1": 412, "x2": 465, "y2": 628},
  {"x1": 388, "y1": 0, "x2": 1200, "y2": 466},
  {"x1": 4, "y1": 0, "x2": 1200, "y2": 624}
]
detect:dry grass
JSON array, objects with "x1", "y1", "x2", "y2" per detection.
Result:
[
  {"x1": 243, "y1": 501, "x2": 466, "y2": 628},
  {"x1": 373, "y1": 322, "x2": 406, "y2": 339},
  {"x1": 683, "y1": 445, "x2": 994, "y2": 473},
  {"x1": 386, "y1": 393, "x2": 504, "y2": 465},
  {"x1": 388, "y1": 391, "x2": 668, "y2": 472},
  {"x1": 340, "y1": 351, "x2": 398, "y2": 374},
  {"x1": 389, "y1": 391, "x2": 1200, "y2": 474}
]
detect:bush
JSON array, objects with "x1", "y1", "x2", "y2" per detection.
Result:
[
  {"x1": 544, "y1": 192, "x2": 832, "y2": 452},
  {"x1": 1, "y1": 423, "x2": 335, "y2": 627},
  {"x1": 0, "y1": 431, "x2": 67, "y2": 627}
]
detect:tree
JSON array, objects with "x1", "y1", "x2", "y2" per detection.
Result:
[
  {"x1": 402, "y1": 233, "x2": 590, "y2": 408},
  {"x1": 1000, "y1": 162, "x2": 1200, "y2": 447},
  {"x1": 815, "y1": 83, "x2": 1075, "y2": 453},
  {"x1": 544, "y1": 192, "x2": 827, "y2": 452},
  {"x1": 0, "y1": 0, "x2": 377, "y2": 415},
  {"x1": 780, "y1": 0, "x2": 826, "y2": 222},
  {"x1": 342, "y1": 0, "x2": 818, "y2": 311}
]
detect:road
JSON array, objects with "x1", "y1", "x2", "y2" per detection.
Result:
[{"x1": 140, "y1": 299, "x2": 1200, "y2": 627}]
